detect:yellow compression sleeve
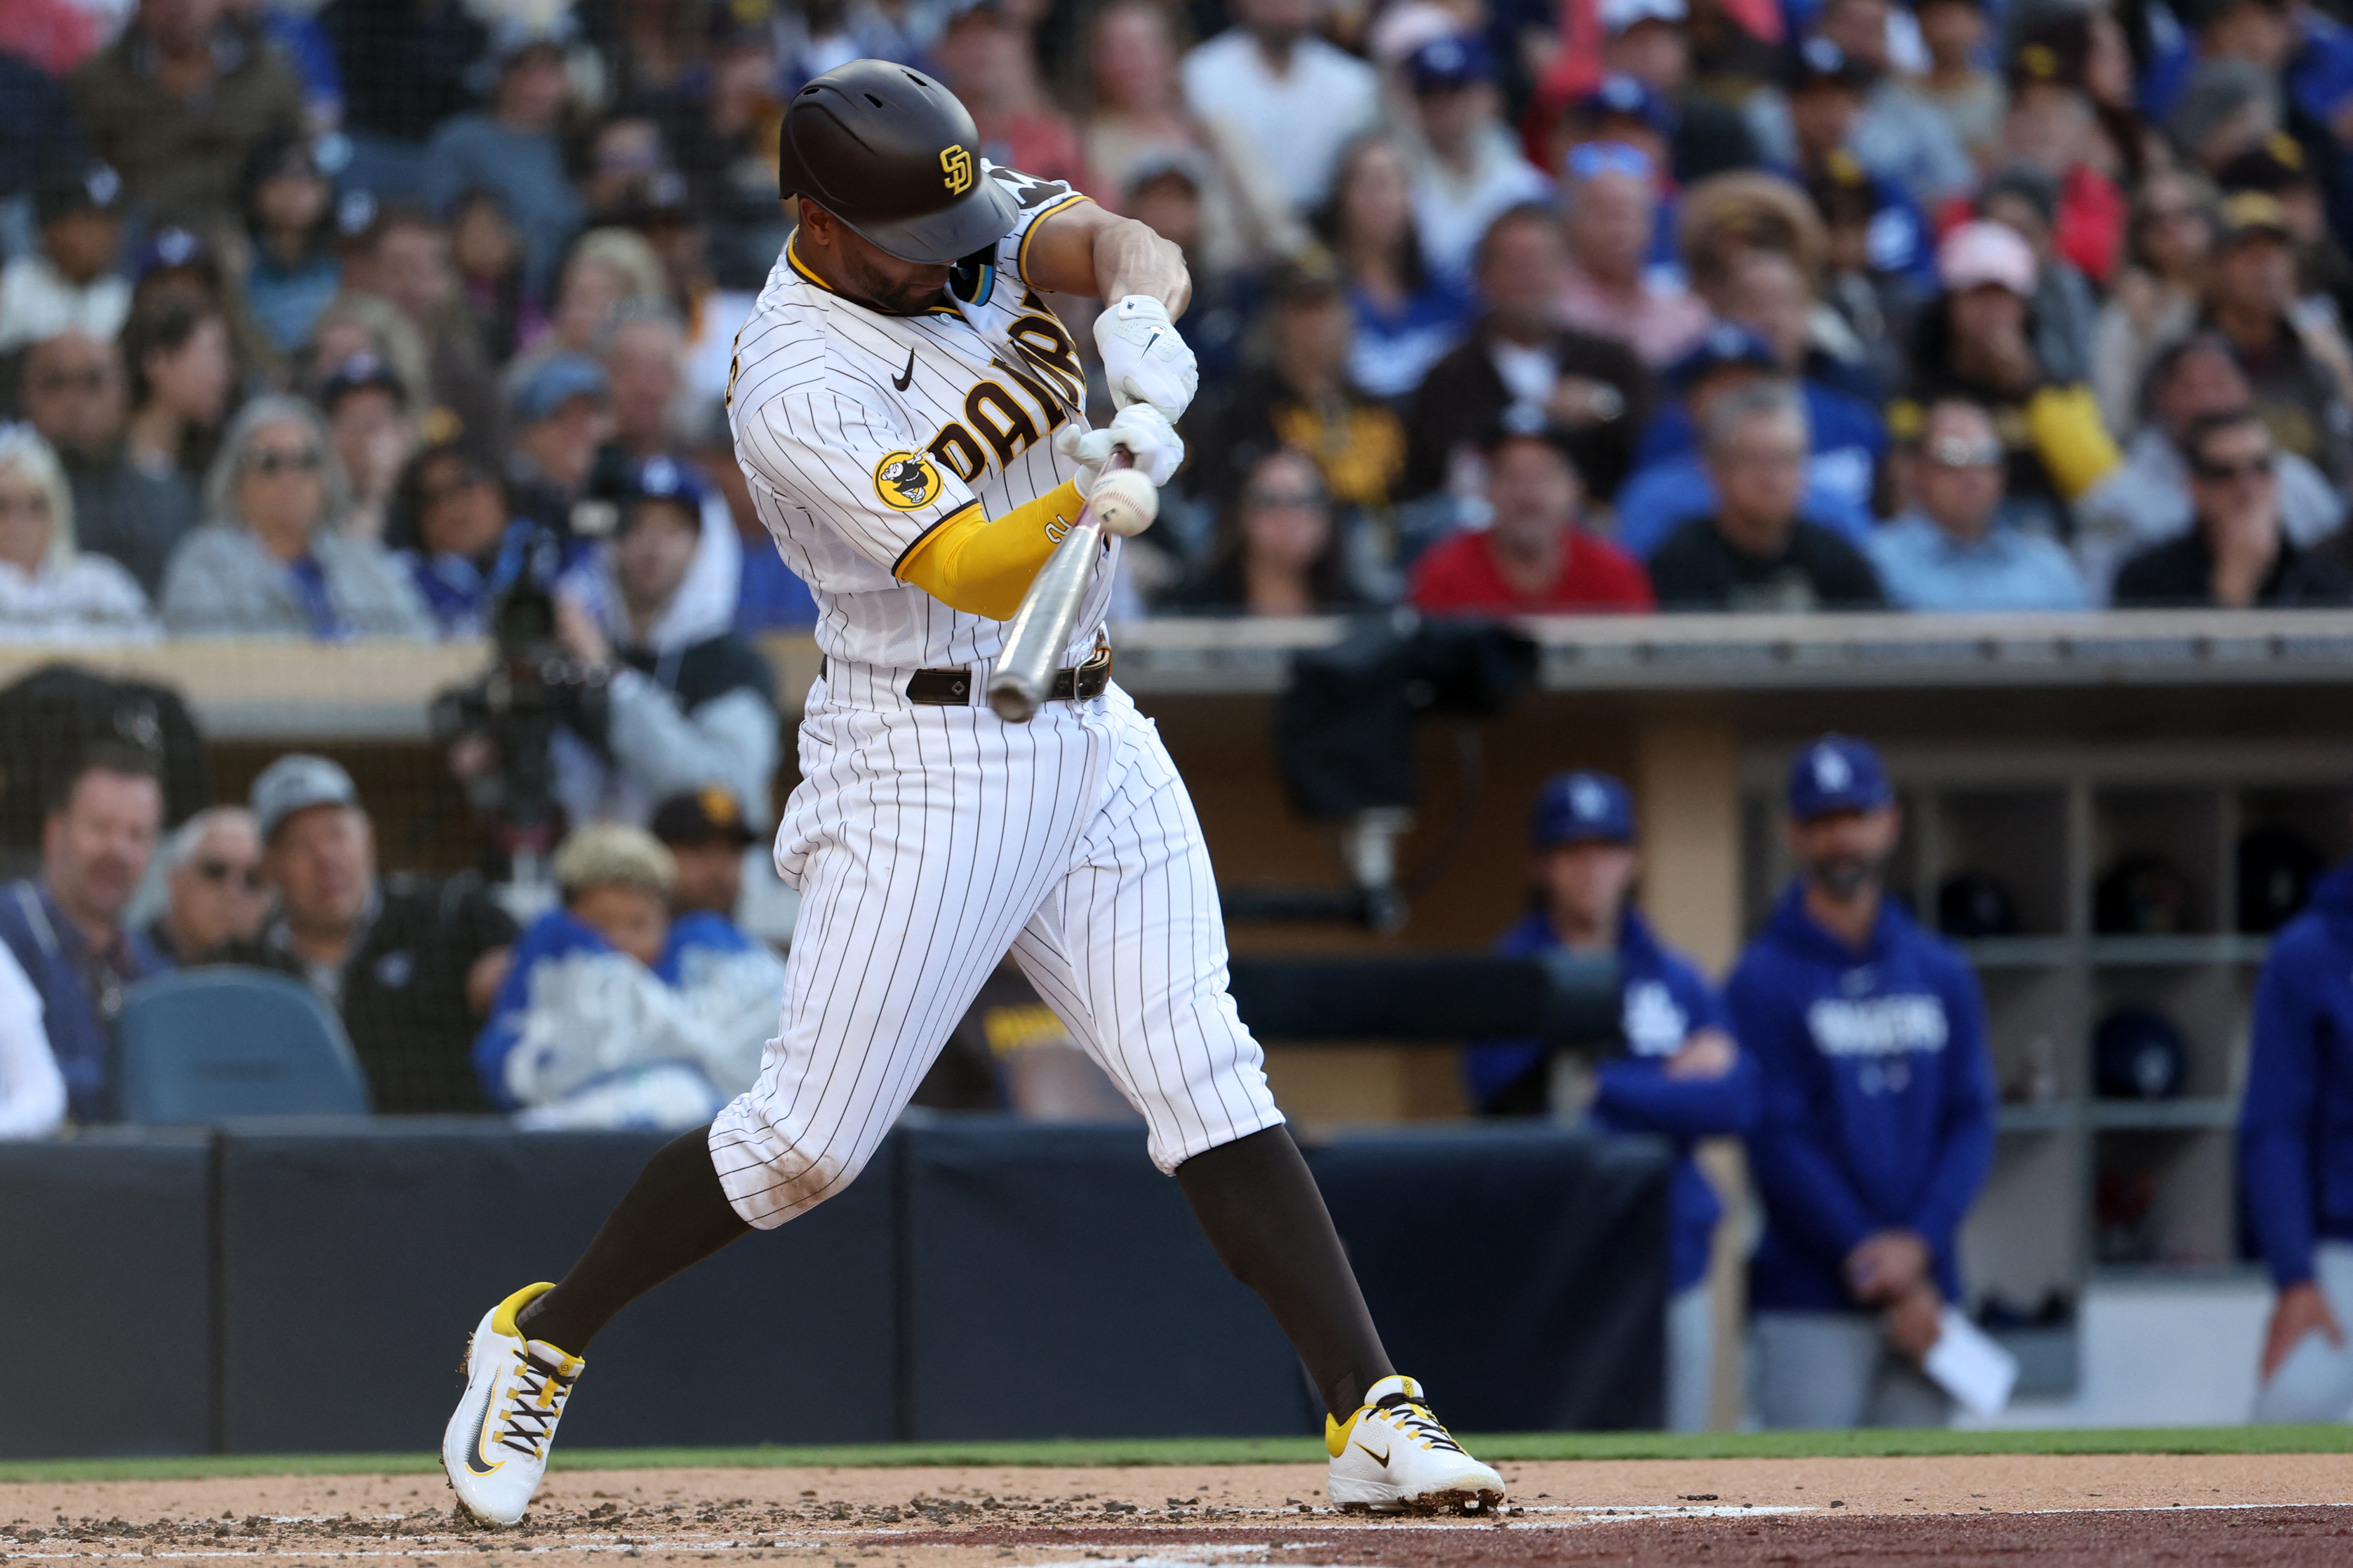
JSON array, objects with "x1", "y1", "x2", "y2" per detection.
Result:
[{"x1": 898, "y1": 479, "x2": 1087, "y2": 619}]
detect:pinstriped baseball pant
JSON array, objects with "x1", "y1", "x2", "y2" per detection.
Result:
[{"x1": 709, "y1": 669, "x2": 1286, "y2": 1229}]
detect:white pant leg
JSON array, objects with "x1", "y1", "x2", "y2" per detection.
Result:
[
  {"x1": 2252, "y1": 1240, "x2": 2353, "y2": 1423},
  {"x1": 1007, "y1": 690, "x2": 1285, "y2": 1175},
  {"x1": 1665, "y1": 1283, "x2": 1715, "y2": 1433},
  {"x1": 1749, "y1": 1311, "x2": 1880, "y2": 1429},
  {"x1": 710, "y1": 688, "x2": 1105, "y2": 1228}
]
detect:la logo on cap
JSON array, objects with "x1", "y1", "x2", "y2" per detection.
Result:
[
  {"x1": 1571, "y1": 777, "x2": 1609, "y2": 819},
  {"x1": 1813, "y1": 747, "x2": 1853, "y2": 792}
]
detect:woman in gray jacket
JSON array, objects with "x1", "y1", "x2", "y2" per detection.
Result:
[{"x1": 159, "y1": 395, "x2": 434, "y2": 639}]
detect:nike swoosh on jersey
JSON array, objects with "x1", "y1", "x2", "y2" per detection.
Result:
[{"x1": 893, "y1": 350, "x2": 916, "y2": 392}]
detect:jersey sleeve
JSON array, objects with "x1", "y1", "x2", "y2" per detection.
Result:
[
  {"x1": 979, "y1": 162, "x2": 1091, "y2": 291},
  {"x1": 737, "y1": 377, "x2": 985, "y2": 576}
]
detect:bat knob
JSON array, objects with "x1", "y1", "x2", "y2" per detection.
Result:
[{"x1": 987, "y1": 681, "x2": 1041, "y2": 722}]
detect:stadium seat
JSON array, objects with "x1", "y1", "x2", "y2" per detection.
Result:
[{"x1": 114, "y1": 969, "x2": 372, "y2": 1122}]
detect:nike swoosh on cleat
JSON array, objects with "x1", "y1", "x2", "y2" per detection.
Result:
[
  {"x1": 893, "y1": 350, "x2": 915, "y2": 392},
  {"x1": 1353, "y1": 1439, "x2": 1391, "y2": 1467},
  {"x1": 465, "y1": 1391, "x2": 503, "y2": 1476}
]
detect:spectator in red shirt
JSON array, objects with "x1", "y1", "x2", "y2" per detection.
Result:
[{"x1": 1408, "y1": 419, "x2": 1655, "y2": 614}]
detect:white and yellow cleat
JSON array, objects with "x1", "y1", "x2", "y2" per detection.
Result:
[
  {"x1": 1324, "y1": 1374, "x2": 1505, "y2": 1515},
  {"x1": 441, "y1": 1282, "x2": 584, "y2": 1526}
]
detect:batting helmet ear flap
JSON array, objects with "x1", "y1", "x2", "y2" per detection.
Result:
[{"x1": 776, "y1": 60, "x2": 1023, "y2": 264}]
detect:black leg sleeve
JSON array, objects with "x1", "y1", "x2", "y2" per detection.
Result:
[
  {"x1": 515, "y1": 1125, "x2": 752, "y2": 1355},
  {"x1": 1174, "y1": 1124, "x2": 1395, "y2": 1418}
]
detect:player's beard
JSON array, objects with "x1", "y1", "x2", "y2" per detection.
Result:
[
  {"x1": 843, "y1": 252, "x2": 951, "y2": 315},
  {"x1": 1804, "y1": 851, "x2": 1889, "y2": 900}
]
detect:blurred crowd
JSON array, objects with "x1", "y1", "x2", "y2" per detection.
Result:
[
  {"x1": 0, "y1": 738, "x2": 791, "y2": 1136},
  {"x1": 0, "y1": 0, "x2": 2351, "y2": 634}
]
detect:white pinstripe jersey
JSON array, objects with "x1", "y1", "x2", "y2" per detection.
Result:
[{"x1": 725, "y1": 165, "x2": 1114, "y2": 671}]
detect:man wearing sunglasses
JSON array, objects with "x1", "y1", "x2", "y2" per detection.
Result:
[
  {"x1": 145, "y1": 806, "x2": 267, "y2": 967},
  {"x1": 2114, "y1": 411, "x2": 2353, "y2": 608},
  {"x1": 2075, "y1": 333, "x2": 2346, "y2": 605},
  {"x1": 1867, "y1": 399, "x2": 2089, "y2": 611}
]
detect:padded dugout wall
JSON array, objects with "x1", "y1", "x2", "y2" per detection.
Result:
[
  {"x1": 210, "y1": 1119, "x2": 898, "y2": 1453},
  {"x1": 0, "y1": 1129, "x2": 215, "y2": 1458},
  {"x1": 0, "y1": 1119, "x2": 1666, "y2": 1456}
]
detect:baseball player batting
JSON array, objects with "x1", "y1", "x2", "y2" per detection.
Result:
[{"x1": 440, "y1": 61, "x2": 1503, "y2": 1523}]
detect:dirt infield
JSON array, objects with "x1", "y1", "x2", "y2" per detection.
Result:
[{"x1": 6, "y1": 1456, "x2": 2351, "y2": 1568}]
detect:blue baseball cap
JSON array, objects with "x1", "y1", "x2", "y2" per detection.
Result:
[
  {"x1": 1667, "y1": 322, "x2": 1780, "y2": 391},
  {"x1": 621, "y1": 453, "x2": 710, "y2": 518},
  {"x1": 1533, "y1": 770, "x2": 1637, "y2": 847},
  {"x1": 514, "y1": 353, "x2": 609, "y2": 423},
  {"x1": 1577, "y1": 72, "x2": 1673, "y2": 136},
  {"x1": 132, "y1": 224, "x2": 216, "y2": 282},
  {"x1": 1787, "y1": 734, "x2": 1893, "y2": 820},
  {"x1": 1407, "y1": 32, "x2": 1494, "y2": 93}
]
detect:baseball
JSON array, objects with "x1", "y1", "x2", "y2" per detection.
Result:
[{"x1": 1089, "y1": 468, "x2": 1160, "y2": 537}]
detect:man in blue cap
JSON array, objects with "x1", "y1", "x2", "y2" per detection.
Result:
[
  {"x1": 1464, "y1": 770, "x2": 1758, "y2": 1431},
  {"x1": 1733, "y1": 734, "x2": 1995, "y2": 1428},
  {"x1": 539, "y1": 454, "x2": 778, "y2": 832},
  {"x1": 1404, "y1": 33, "x2": 1552, "y2": 286},
  {"x1": 1612, "y1": 325, "x2": 1879, "y2": 560},
  {"x1": 507, "y1": 353, "x2": 613, "y2": 540}
]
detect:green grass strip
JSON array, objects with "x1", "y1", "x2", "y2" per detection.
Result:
[{"x1": 6, "y1": 1425, "x2": 2352, "y2": 1485}]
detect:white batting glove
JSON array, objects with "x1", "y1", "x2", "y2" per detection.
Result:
[
  {"x1": 1094, "y1": 295, "x2": 1199, "y2": 420},
  {"x1": 1054, "y1": 403, "x2": 1183, "y2": 490}
]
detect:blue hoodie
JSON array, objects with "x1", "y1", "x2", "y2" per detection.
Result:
[
  {"x1": 2240, "y1": 863, "x2": 2353, "y2": 1289},
  {"x1": 474, "y1": 908, "x2": 778, "y2": 1108},
  {"x1": 1731, "y1": 883, "x2": 1995, "y2": 1314},
  {"x1": 1464, "y1": 907, "x2": 1760, "y2": 1291}
]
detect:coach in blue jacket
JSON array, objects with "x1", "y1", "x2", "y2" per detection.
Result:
[
  {"x1": 1733, "y1": 734, "x2": 1996, "y2": 1428},
  {"x1": 2242, "y1": 857, "x2": 2353, "y2": 1422},
  {"x1": 1464, "y1": 770, "x2": 1759, "y2": 1431}
]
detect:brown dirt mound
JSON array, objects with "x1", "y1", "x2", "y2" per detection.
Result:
[{"x1": 3, "y1": 1456, "x2": 2348, "y2": 1568}]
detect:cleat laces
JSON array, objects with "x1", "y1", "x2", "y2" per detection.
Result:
[
  {"x1": 1374, "y1": 1392, "x2": 1466, "y2": 1454},
  {"x1": 493, "y1": 1347, "x2": 577, "y2": 1460}
]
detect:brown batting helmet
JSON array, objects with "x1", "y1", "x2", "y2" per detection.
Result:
[{"x1": 776, "y1": 60, "x2": 1022, "y2": 265}]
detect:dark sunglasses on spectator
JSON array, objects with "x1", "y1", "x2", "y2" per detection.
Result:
[
  {"x1": 31, "y1": 368, "x2": 107, "y2": 395},
  {"x1": 195, "y1": 860, "x2": 265, "y2": 892},
  {"x1": 246, "y1": 448, "x2": 323, "y2": 475},
  {"x1": 2191, "y1": 452, "x2": 2276, "y2": 482},
  {"x1": 1926, "y1": 437, "x2": 2004, "y2": 469},
  {"x1": 1566, "y1": 141, "x2": 1654, "y2": 184}
]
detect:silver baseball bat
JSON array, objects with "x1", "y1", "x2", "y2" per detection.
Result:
[{"x1": 987, "y1": 450, "x2": 1130, "y2": 722}]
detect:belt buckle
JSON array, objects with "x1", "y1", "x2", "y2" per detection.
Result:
[{"x1": 1079, "y1": 642, "x2": 1112, "y2": 697}]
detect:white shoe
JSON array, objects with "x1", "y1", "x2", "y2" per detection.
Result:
[
  {"x1": 441, "y1": 1283, "x2": 584, "y2": 1526},
  {"x1": 1324, "y1": 1374, "x2": 1505, "y2": 1514}
]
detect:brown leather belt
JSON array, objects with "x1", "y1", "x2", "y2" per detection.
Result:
[{"x1": 905, "y1": 644, "x2": 1112, "y2": 707}]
